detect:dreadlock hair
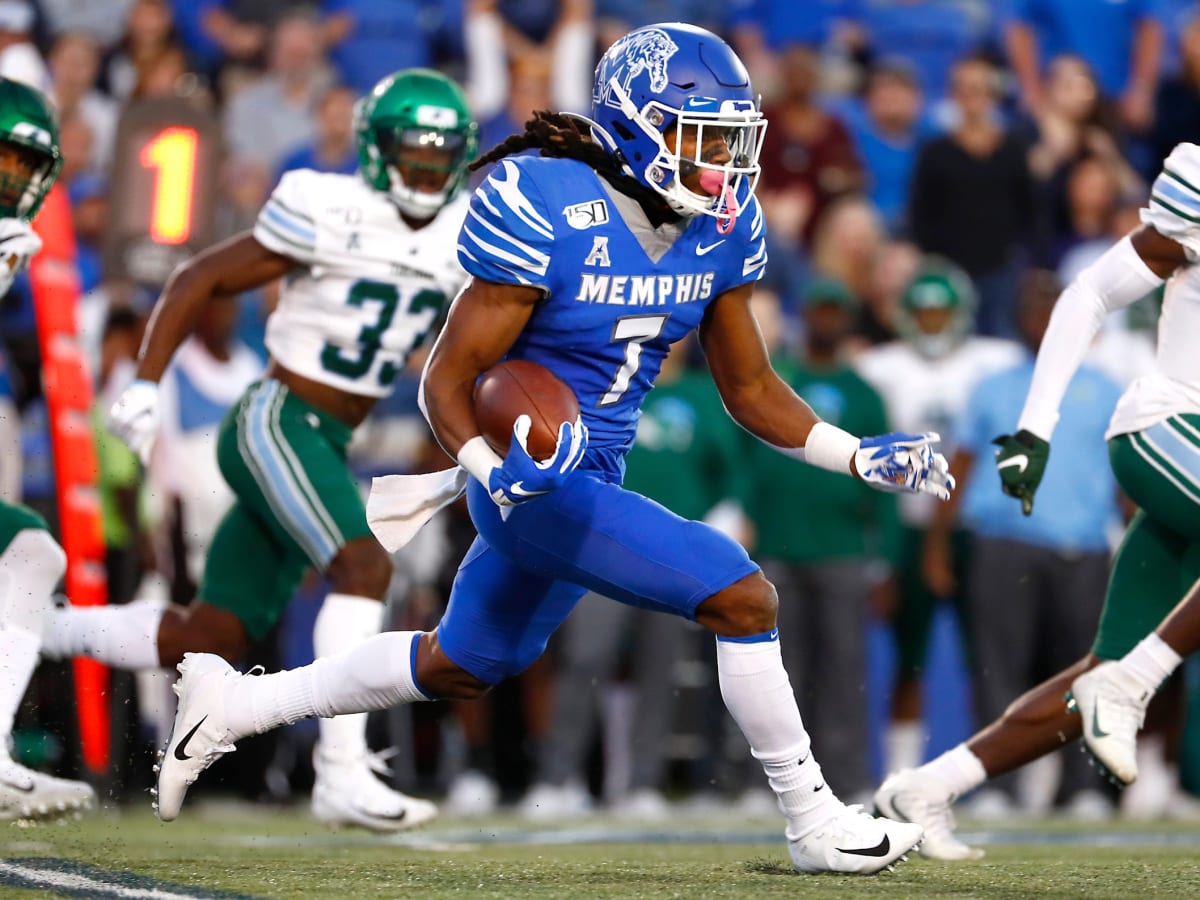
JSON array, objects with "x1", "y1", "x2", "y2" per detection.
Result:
[{"x1": 470, "y1": 110, "x2": 680, "y2": 225}]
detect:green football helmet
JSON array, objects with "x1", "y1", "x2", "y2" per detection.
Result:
[
  {"x1": 355, "y1": 69, "x2": 478, "y2": 220},
  {"x1": 0, "y1": 77, "x2": 61, "y2": 221},
  {"x1": 897, "y1": 258, "x2": 977, "y2": 359}
]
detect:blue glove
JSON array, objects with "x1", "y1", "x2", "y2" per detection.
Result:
[
  {"x1": 855, "y1": 431, "x2": 955, "y2": 501},
  {"x1": 487, "y1": 414, "x2": 588, "y2": 507}
]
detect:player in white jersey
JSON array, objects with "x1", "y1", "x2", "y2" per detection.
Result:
[
  {"x1": 47, "y1": 69, "x2": 478, "y2": 831},
  {"x1": 855, "y1": 261, "x2": 1021, "y2": 776},
  {"x1": 875, "y1": 142, "x2": 1200, "y2": 859}
]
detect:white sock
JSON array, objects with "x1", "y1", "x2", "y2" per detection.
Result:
[
  {"x1": 312, "y1": 593, "x2": 383, "y2": 763},
  {"x1": 225, "y1": 631, "x2": 430, "y2": 738},
  {"x1": 885, "y1": 721, "x2": 926, "y2": 774},
  {"x1": 41, "y1": 597, "x2": 165, "y2": 670},
  {"x1": 1120, "y1": 633, "x2": 1182, "y2": 695},
  {"x1": 0, "y1": 624, "x2": 39, "y2": 736},
  {"x1": 715, "y1": 633, "x2": 841, "y2": 840},
  {"x1": 921, "y1": 743, "x2": 988, "y2": 800}
]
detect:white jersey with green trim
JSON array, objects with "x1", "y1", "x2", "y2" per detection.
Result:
[
  {"x1": 1112, "y1": 143, "x2": 1200, "y2": 436},
  {"x1": 253, "y1": 168, "x2": 468, "y2": 398},
  {"x1": 856, "y1": 336, "x2": 1023, "y2": 526}
]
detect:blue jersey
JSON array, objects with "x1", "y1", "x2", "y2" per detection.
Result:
[{"x1": 458, "y1": 156, "x2": 767, "y2": 475}]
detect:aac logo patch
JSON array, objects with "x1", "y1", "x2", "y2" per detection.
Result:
[{"x1": 564, "y1": 199, "x2": 609, "y2": 230}]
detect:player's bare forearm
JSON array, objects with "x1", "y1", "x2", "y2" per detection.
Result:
[
  {"x1": 137, "y1": 233, "x2": 293, "y2": 381},
  {"x1": 1130, "y1": 224, "x2": 1188, "y2": 277},
  {"x1": 421, "y1": 277, "x2": 542, "y2": 457},
  {"x1": 700, "y1": 284, "x2": 819, "y2": 449}
]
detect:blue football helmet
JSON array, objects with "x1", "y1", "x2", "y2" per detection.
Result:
[{"x1": 588, "y1": 23, "x2": 766, "y2": 226}]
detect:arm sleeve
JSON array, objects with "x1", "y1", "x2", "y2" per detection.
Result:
[
  {"x1": 253, "y1": 170, "x2": 320, "y2": 265},
  {"x1": 457, "y1": 160, "x2": 556, "y2": 290},
  {"x1": 1017, "y1": 235, "x2": 1163, "y2": 439},
  {"x1": 1143, "y1": 143, "x2": 1200, "y2": 262}
]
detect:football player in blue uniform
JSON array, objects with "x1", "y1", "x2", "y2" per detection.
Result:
[{"x1": 153, "y1": 24, "x2": 952, "y2": 874}]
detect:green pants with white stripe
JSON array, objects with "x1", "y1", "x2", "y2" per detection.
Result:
[
  {"x1": 1093, "y1": 415, "x2": 1200, "y2": 659},
  {"x1": 201, "y1": 380, "x2": 371, "y2": 640}
]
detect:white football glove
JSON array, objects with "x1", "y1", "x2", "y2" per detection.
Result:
[
  {"x1": 107, "y1": 379, "x2": 160, "y2": 465},
  {"x1": 854, "y1": 431, "x2": 955, "y2": 501},
  {"x1": 0, "y1": 219, "x2": 42, "y2": 296}
]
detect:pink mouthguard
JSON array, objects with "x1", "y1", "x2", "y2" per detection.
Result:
[{"x1": 698, "y1": 170, "x2": 738, "y2": 235}]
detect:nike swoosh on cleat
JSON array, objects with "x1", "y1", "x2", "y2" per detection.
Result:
[
  {"x1": 1091, "y1": 699, "x2": 1109, "y2": 739},
  {"x1": 174, "y1": 716, "x2": 209, "y2": 761},
  {"x1": 0, "y1": 777, "x2": 34, "y2": 793},
  {"x1": 813, "y1": 783, "x2": 825, "y2": 793},
  {"x1": 996, "y1": 454, "x2": 1029, "y2": 473},
  {"x1": 797, "y1": 753, "x2": 809, "y2": 766},
  {"x1": 836, "y1": 835, "x2": 891, "y2": 857}
]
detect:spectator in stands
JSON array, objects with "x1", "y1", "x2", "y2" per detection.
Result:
[
  {"x1": 845, "y1": 58, "x2": 927, "y2": 235},
  {"x1": 758, "y1": 43, "x2": 863, "y2": 250},
  {"x1": 1025, "y1": 55, "x2": 1142, "y2": 235},
  {"x1": 1047, "y1": 155, "x2": 1119, "y2": 270},
  {"x1": 200, "y1": 0, "x2": 342, "y2": 75},
  {"x1": 48, "y1": 32, "x2": 116, "y2": 174},
  {"x1": 57, "y1": 112, "x2": 93, "y2": 187},
  {"x1": 40, "y1": 0, "x2": 136, "y2": 49},
  {"x1": 0, "y1": 0, "x2": 49, "y2": 92},
  {"x1": 746, "y1": 276, "x2": 896, "y2": 802},
  {"x1": 725, "y1": 0, "x2": 858, "y2": 99},
  {"x1": 853, "y1": 239, "x2": 920, "y2": 348},
  {"x1": 222, "y1": 11, "x2": 331, "y2": 210},
  {"x1": 466, "y1": 0, "x2": 592, "y2": 154},
  {"x1": 855, "y1": 0, "x2": 992, "y2": 106},
  {"x1": 322, "y1": 0, "x2": 446, "y2": 95},
  {"x1": 107, "y1": 0, "x2": 182, "y2": 102},
  {"x1": 272, "y1": 83, "x2": 357, "y2": 186},
  {"x1": 924, "y1": 268, "x2": 1120, "y2": 816},
  {"x1": 810, "y1": 195, "x2": 885, "y2": 307},
  {"x1": 1151, "y1": 16, "x2": 1200, "y2": 175},
  {"x1": 1003, "y1": 0, "x2": 1164, "y2": 133},
  {"x1": 909, "y1": 53, "x2": 1040, "y2": 339}
]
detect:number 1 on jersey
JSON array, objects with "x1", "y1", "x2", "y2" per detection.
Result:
[{"x1": 599, "y1": 314, "x2": 668, "y2": 406}]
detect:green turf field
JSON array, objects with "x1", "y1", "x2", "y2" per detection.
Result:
[{"x1": 4, "y1": 806, "x2": 1200, "y2": 898}]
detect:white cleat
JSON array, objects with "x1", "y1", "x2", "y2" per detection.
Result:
[
  {"x1": 789, "y1": 804, "x2": 923, "y2": 874},
  {"x1": 155, "y1": 653, "x2": 245, "y2": 822},
  {"x1": 875, "y1": 768, "x2": 984, "y2": 861},
  {"x1": 0, "y1": 758, "x2": 95, "y2": 822},
  {"x1": 312, "y1": 750, "x2": 437, "y2": 832},
  {"x1": 1067, "y1": 662, "x2": 1151, "y2": 786}
]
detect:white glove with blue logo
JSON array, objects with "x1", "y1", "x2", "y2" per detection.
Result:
[
  {"x1": 487, "y1": 414, "x2": 588, "y2": 507},
  {"x1": 855, "y1": 431, "x2": 955, "y2": 501}
]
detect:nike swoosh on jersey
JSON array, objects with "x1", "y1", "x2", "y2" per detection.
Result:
[
  {"x1": 835, "y1": 835, "x2": 891, "y2": 857},
  {"x1": 696, "y1": 240, "x2": 726, "y2": 256},
  {"x1": 996, "y1": 454, "x2": 1029, "y2": 474},
  {"x1": 174, "y1": 715, "x2": 210, "y2": 761}
]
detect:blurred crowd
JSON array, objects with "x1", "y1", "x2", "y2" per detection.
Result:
[{"x1": 4, "y1": 0, "x2": 1200, "y2": 825}]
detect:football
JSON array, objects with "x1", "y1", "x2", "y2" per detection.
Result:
[{"x1": 474, "y1": 360, "x2": 580, "y2": 461}]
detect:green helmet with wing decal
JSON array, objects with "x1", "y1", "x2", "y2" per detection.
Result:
[
  {"x1": 356, "y1": 69, "x2": 478, "y2": 220},
  {"x1": 0, "y1": 77, "x2": 61, "y2": 221},
  {"x1": 897, "y1": 257, "x2": 977, "y2": 359}
]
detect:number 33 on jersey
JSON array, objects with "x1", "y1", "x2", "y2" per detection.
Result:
[{"x1": 254, "y1": 168, "x2": 469, "y2": 396}]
